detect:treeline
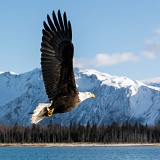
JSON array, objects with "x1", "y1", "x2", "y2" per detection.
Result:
[{"x1": 0, "y1": 121, "x2": 160, "y2": 143}]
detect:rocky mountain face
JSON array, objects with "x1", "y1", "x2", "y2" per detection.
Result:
[{"x1": 0, "y1": 68, "x2": 160, "y2": 126}]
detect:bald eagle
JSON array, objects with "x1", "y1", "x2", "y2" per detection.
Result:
[{"x1": 31, "y1": 10, "x2": 95, "y2": 124}]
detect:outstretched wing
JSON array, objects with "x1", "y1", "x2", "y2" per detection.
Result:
[{"x1": 41, "y1": 10, "x2": 77, "y2": 101}]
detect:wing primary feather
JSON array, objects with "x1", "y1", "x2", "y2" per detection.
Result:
[
  {"x1": 58, "y1": 10, "x2": 64, "y2": 31},
  {"x1": 52, "y1": 10, "x2": 60, "y2": 31},
  {"x1": 47, "y1": 14, "x2": 56, "y2": 32},
  {"x1": 43, "y1": 21, "x2": 52, "y2": 34},
  {"x1": 42, "y1": 29, "x2": 53, "y2": 39},
  {"x1": 68, "y1": 21, "x2": 72, "y2": 40},
  {"x1": 63, "y1": 12, "x2": 68, "y2": 33}
]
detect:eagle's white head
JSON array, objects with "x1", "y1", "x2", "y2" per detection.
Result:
[{"x1": 78, "y1": 92, "x2": 95, "y2": 102}]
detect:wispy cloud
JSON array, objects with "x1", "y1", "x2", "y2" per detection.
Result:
[
  {"x1": 142, "y1": 51, "x2": 156, "y2": 59},
  {"x1": 74, "y1": 52, "x2": 139, "y2": 68},
  {"x1": 93, "y1": 52, "x2": 138, "y2": 66},
  {"x1": 155, "y1": 28, "x2": 160, "y2": 36},
  {"x1": 73, "y1": 58, "x2": 87, "y2": 68},
  {"x1": 142, "y1": 28, "x2": 160, "y2": 59}
]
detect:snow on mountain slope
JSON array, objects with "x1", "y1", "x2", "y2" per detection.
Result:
[{"x1": 0, "y1": 68, "x2": 160, "y2": 126}]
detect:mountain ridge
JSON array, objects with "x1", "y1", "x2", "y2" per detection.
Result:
[
  {"x1": 141, "y1": 77, "x2": 160, "y2": 88},
  {"x1": 0, "y1": 68, "x2": 160, "y2": 126}
]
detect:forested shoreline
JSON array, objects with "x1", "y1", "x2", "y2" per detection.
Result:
[{"x1": 0, "y1": 121, "x2": 160, "y2": 143}]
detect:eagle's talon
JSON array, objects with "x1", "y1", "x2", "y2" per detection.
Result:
[{"x1": 47, "y1": 108, "x2": 54, "y2": 117}]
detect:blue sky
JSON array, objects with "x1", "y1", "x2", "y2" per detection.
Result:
[{"x1": 0, "y1": 1, "x2": 160, "y2": 80}]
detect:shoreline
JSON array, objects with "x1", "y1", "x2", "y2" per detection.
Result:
[{"x1": 0, "y1": 143, "x2": 160, "y2": 147}]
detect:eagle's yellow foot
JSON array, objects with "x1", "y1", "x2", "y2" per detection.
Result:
[{"x1": 47, "y1": 108, "x2": 54, "y2": 117}]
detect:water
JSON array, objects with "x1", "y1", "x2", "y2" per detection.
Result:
[{"x1": 0, "y1": 146, "x2": 159, "y2": 160}]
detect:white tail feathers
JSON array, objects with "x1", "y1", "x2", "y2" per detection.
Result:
[{"x1": 31, "y1": 103, "x2": 51, "y2": 124}]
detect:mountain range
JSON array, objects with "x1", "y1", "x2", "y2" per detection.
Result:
[{"x1": 0, "y1": 68, "x2": 160, "y2": 126}]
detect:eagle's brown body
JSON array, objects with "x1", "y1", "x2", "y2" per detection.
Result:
[{"x1": 52, "y1": 94, "x2": 80, "y2": 113}]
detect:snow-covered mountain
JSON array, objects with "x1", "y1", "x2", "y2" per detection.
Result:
[{"x1": 0, "y1": 68, "x2": 160, "y2": 126}]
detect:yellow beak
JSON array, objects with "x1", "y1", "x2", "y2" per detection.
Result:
[{"x1": 91, "y1": 94, "x2": 95, "y2": 98}]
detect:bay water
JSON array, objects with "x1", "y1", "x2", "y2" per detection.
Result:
[{"x1": 0, "y1": 146, "x2": 159, "y2": 160}]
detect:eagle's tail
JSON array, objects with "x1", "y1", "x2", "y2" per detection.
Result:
[{"x1": 31, "y1": 103, "x2": 53, "y2": 124}]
